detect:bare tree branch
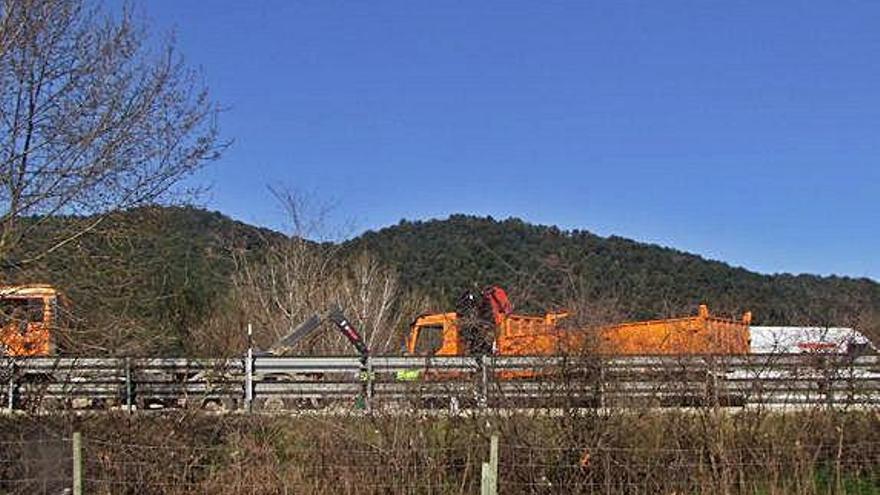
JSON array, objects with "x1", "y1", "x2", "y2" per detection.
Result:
[{"x1": 0, "y1": 0, "x2": 226, "y2": 267}]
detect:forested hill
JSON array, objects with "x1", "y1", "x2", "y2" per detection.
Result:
[
  {"x1": 6, "y1": 208, "x2": 878, "y2": 354},
  {"x1": 5, "y1": 207, "x2": 283, "y2": 355},
  {"x1": 346, "y1": 215, "x2": 879, "y2": 326}
]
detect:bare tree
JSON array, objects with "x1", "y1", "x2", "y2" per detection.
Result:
[
  {"x1": 194, "y1": 187, "x2": 426, "y2": 356},
  {"x1": 338, "y1": 251, "x2": 428, "y2": 354},
  {"x1": 222, "y1": 187, "x2": 339, "y2": 351},
  {"x1": 0, "y1": 0, "x2": 224, "y2": 267}
]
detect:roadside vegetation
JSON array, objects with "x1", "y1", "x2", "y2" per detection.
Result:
[{"x1": 1, "y1": 408, "x2": 878, "y2": 494}]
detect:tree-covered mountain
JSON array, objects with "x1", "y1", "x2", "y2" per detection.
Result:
[
  {"x1": 346, "y1": 215, "x2": 879, "y2": 327},
  {"x1": 4, "y1": 208, "x2": 877, "y2": 355},
  {"x1": 5, "y1": 207, "x2": 282, "y2": 354}
]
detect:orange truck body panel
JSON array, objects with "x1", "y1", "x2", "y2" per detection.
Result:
[
  {"x1": 0, "y1": 285, "x2": 58, "y2": 357},
  {"x1": 495, "y1": 312, "x2": 578, "y2": 355},
  {"x1": 597, "y1": 305, "x2": 751, "y2": 355},
  {"x1": 408, "y1": 304, "x2": 751, "y2": 358}
]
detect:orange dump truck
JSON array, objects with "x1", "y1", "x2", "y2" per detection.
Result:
[
  {"x1": 406, "y1": 287, "x2": 751, "y2": 358},
  {"x1": 0, "y1": 285, "x2": 60, "y2": 357},
  {"x1": 406, "y1": 311, "x2": 575, "y2": 357}
]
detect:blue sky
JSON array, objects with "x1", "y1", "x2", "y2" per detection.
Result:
[{"x1": 138, "y1": 1, "x2": 878, "y2": 280}]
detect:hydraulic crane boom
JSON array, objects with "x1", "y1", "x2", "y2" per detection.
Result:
[
  {"x1": 269, "y1": 306, "x2": 369, "y2": 362},
  {"x1": 327, "y1": 308, "x2": 369, "y2": 362}
]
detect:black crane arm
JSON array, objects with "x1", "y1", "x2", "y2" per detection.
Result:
[{"x1": 268, "y1": 307, "x2": 369, "y2": 362}]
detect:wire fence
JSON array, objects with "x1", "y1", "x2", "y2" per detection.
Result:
[
  {"x1": 497, "y1": 441, "x2": 880, "y2": 495},
  {"x1": 1, "y1": 431, "x2": 879, "y2": 494}
]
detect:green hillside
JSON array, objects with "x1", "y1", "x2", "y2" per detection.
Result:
[
  {"x1": 5, "y1": 207, "x2": 280, "y2": 355},
  {"x1": 4, "y1": 208, "x2": 877, "y2": 355},
  {"x1": 347, "y1": 215, "x2": 879, "y2": 327}
]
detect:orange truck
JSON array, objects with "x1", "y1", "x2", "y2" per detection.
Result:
[
  {"x1": 0, "y1": 285, "x2": 60, "y2": 357},
  {"x1": 406, "y1": 286, "x2": 751, "y2": 358}
]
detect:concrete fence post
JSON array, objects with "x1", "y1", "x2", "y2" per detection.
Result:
[
  {"x1": 72, "y1": 431, "x2": 83, "y2": 495},
  {"x1": 481, "y1": 462, "x2": 491, "y2": 495},
  {"x1": 480, "y1": 434, "x2": 499, "y2": 495}
]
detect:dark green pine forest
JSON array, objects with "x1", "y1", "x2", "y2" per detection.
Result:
[{"x1": 352, "y1": 215, "x2": 879, "y2": 325}]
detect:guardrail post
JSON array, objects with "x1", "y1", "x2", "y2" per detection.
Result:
[
  {"x1": 6, "y1": 361, "x2": 16, "y2": 412},
  {"x1": 708, "y1": 362, "x2": 719, "y2": 407},
  {"x1": 822, "y1": 368, "x2": 833, "y2": 409},
  {"x1": 479, "y1": 355, "x2": 489, "y2": 408},
  {"x1": 245, "y1": 323, "x2": 254, "y2": 412},
  {"x1": 843, "y1": 358, "x2": 856, "y2": 406},
  {"x1": 365, "y1": 356, "x2": 374, "y2": 414},
  {"x1": 125, "y1": 357, "x2": 134, "y2": 413},
  {"x1": 72, "y1": 431, "x2": 82, "y2": 495}
]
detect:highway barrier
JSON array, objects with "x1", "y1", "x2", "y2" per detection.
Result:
[{"x1": 2, "y1": 354, "x2": 878, "y2": 411}]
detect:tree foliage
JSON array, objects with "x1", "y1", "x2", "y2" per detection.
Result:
[{"x1": 347, "y1": 215, "x2": 880, "y2": 329}]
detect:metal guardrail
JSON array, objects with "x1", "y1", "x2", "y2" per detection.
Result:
[{"x1": 1, "y1": 354, "x2": 878, "y2": 411}]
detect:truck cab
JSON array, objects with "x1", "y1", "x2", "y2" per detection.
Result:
[
  {"x1": 406, "y1": 313, "x2": 461, "y2": 356},
  {"x1": 0, "y1": 285, "x2": 60, "y2": 357}
]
